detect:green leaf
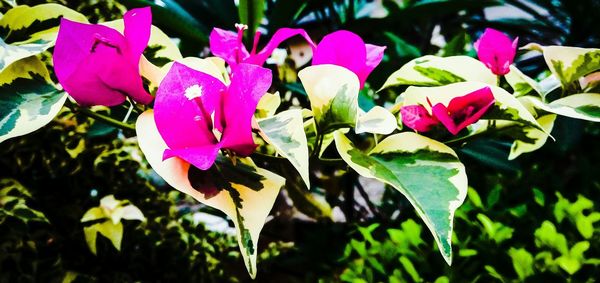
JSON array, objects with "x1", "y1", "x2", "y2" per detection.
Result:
[
  {"x1": 381, "y1": 55, "x2": 497, "y2": 89},
  {"x1": 508, "y1": 248, "x2": 534, "y2": 280},
  {"x1": 0, "y1": 56, "x2": 67, "y2": 143},
  {"x1": 334, "y1": 131, "x2": 467, "y2": 264},
  {"x1": 136, "y1": 111, "x2": 286, "y2": 279},
  {"x1": 533, "y1": 188, "x2": 545, "y2": 206},
  {"x1": 523, "y1": 93, "x2": 600, "y2": 122},
  {"x1": 258, "y1": 109, "x2": 310, "y2": 188},
  {"x1": 477, "y1": 213, "x2": 514, "y2": 244},
  {"x1": 556, "y1": 241, "x2": 590, "y2": 275},
  {"x1": 84, "y1": 221, "x2": 123, "y2": 255},
  {"x1": 238, "y1": 0, "x2": 265, "y2": 39},
  {"x1": 534, "y1": 221, "x2": 568, "y2": 254},
  {"x1": 81, "y1": 207, "x2": 105, "y2": 223},
  {"x1": 299, "y1": 65, "x2": 360, "y2": 133},
  {"x1": 509, "y1": 114, "x2": 557, "y2": 160},
  {"x1": 355, "y1": 106, "x2": 397, "y2": 135},
  {"x1": 399, "y1": 256, "x2": 422, "y2": 282}
]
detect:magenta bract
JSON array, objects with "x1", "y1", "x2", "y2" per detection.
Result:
[
  {"x1": 312, "y1": 30, "x2": 385, "y2": 88},
  {"x1": 209, "y1": 25, "x2": 315, "y2": 68},
  {"x1": 153, "y1": 62, "x2": 272, "y2": 170},
  {"x1": 401, "y1": 87, "x2": 495, "y2": 135},
  {"x1": 53, "y1": 7, "x2": 153, "y2": 106},
  {"x1": 474, "y1": 28, "x2": 518, "y2": 76}
]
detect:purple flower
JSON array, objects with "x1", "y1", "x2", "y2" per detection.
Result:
[
  {"x1": 401, "y1": 87, "x2": 495, "y2": 135},
  {"x1": 312, "y1": 30, "x2": 386, "y2": 88},
  {"x1": 209, "y1": 24, "x2": 315, "y2": 68},
  {"x1": 153, "y1": 62, "x2": 272, "y2": 170},
  {"x1": 53, "y1": 7, "x2": 153, "y2": 106},
  {"x1": 474, "y1": 28, "x2": 518, "y2": 76}
]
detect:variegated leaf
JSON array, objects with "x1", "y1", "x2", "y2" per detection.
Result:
[
  {"x1": 298, "y1": 64, "x2": 360, "y2": 133},
  {"x1": 505, "y1": 65, "x2": 543, "y2": 97},
  {"x1": 0, "y1": 56, "x2": 67, "y2": 143},
  {"x1": 355, "y1": 105, "x2": 397, "y2": 135},
  {"x1": 136, "y1": 111, "x2": 285, "y2": 279},
  {"x1": 509, "y1": 114, "x2": 557, "y2": 160},
  {"x1": 334, "y1": 131, "x2": 467, "y2": 264},
  {"x1": 258, "y1": 109, "x2": 310, "y2": 189},
  {"x1": 0, "y1": 3, "x2": 87, "y2": 72},
  {"x1": 381, "y1": 55, "x2": 497, "y2": 89},
  {"x1": 523, "y1": 44, "x2": 600, "y2": 91},
  {"x1": 522, "y1": 93, "x2": 600, "y2": 122}
]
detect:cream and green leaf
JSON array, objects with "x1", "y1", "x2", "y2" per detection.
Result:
[
  {"x1": 334, "y1": 131, "x2": 467, "y2": 264},
  {"x1": 0, "y1": 56, "x2": 67, "y2": 143},
  {"x1": 381, "y1": 55, "x2": 497, "y2": 89},
  {"x1": 508, "y1": 114, "x2": 557, "y2": 160},
  {"x1": 136, "y1": 111, "x2": 285, "y2": 279},
  {"x1": 298, "y1": 64, "x2": 360, "y2": 134},
  {"x1": 522, "y1": 93, "x2": 600, "y2": 122},
  {"x1": 355, "y1": 106, "x2": 397, "y2": 135},
  {"x1": 258, "y1": 109, "x2": 310, "y2": 189},
  {"x1": 505, "y1": 65, "x2": 543, "y2": 97},
  {"x1": 81, "y1": 195, "x2": 145, "y2": 255},
  {"x1": 524, "y1": 44, "x2": 600, "y2": 92},
  {"x1": 0, "y1": 4, "x2": 87, "y2": 72}
]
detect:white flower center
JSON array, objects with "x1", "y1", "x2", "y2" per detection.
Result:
[{"x1": 184, "y1": 84, "x2": 203, "y2": 100}]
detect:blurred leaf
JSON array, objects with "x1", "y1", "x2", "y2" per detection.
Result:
[
  {"x1": 508, "y1": 248, "x2": 534, "y2": 280},
  {"x1": 238, "y1": 0, "x2": 265, "y2": 40}
]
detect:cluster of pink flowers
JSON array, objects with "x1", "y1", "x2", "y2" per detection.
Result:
[{"x1": 53, "y1": 7, "x2": 519, "y2": 170}]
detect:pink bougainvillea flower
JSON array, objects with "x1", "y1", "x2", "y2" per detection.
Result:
[
  {"x1": 312, "y1": 30, "x2": 386, "y2": 88},
  {"x1": 401, "y1": 104, "x2": 440, "y2": 133},
  {"x1": 53, "y1": 7, "x2": 153, "y2": 107},
  {"x1": 401, "y1": 87, "x2": 495, "y2": 135},
  {"x1": 210, "y1": 24, "x2": 315, "y2": 69},
  {"x1": 153, "y1": 62, "x2": 272, "y2": 170},
  {"x1": 474, "y1": 28, "x2": 518, "y2": 76}
]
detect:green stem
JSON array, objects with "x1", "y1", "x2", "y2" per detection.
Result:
[{"x1": 66, "y1": 101, "x2": 136, "y2": 132}]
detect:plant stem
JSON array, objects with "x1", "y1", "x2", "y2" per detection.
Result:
[{"x1": 66, "y1": 101, "x2": 136, "y2": 132}]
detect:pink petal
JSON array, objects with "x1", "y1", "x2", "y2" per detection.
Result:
[
  {"x1": 475, "y1": 28, "x2": 517, "y2": 75},
  {"x1": 163, "y1": 146, "x2": 221, "y2": 170},
  {"x1": 154, "y1": 62, "x2": 226, "y2": 154},
  {"x1": 209, "y1": 27, "x2": 249, "y2": 68},
  {"x1": 247, "y1": 28, "x2": 317, "y2": 66},
  {"x1": 123, "y1": 7, "x2": 152, "y2": 60},
  {"x1": 432, "y1": 87, "x2": 496, "y2": 135},
  {"x1": 312, "y1": 30, "x2": 367, "y2": 85},
  {"x1": 54, "y1": 17, "x2": 153, "y2": 106},
  {"x1": 401, "y1": 105, "x2": 440, "y2": 132},
  {"x1": 358, "y1": 44, "x2": 386, "y2": 87},
  {"x1": 217, "y1": 63, "x2": 272, "y2": 156}
]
